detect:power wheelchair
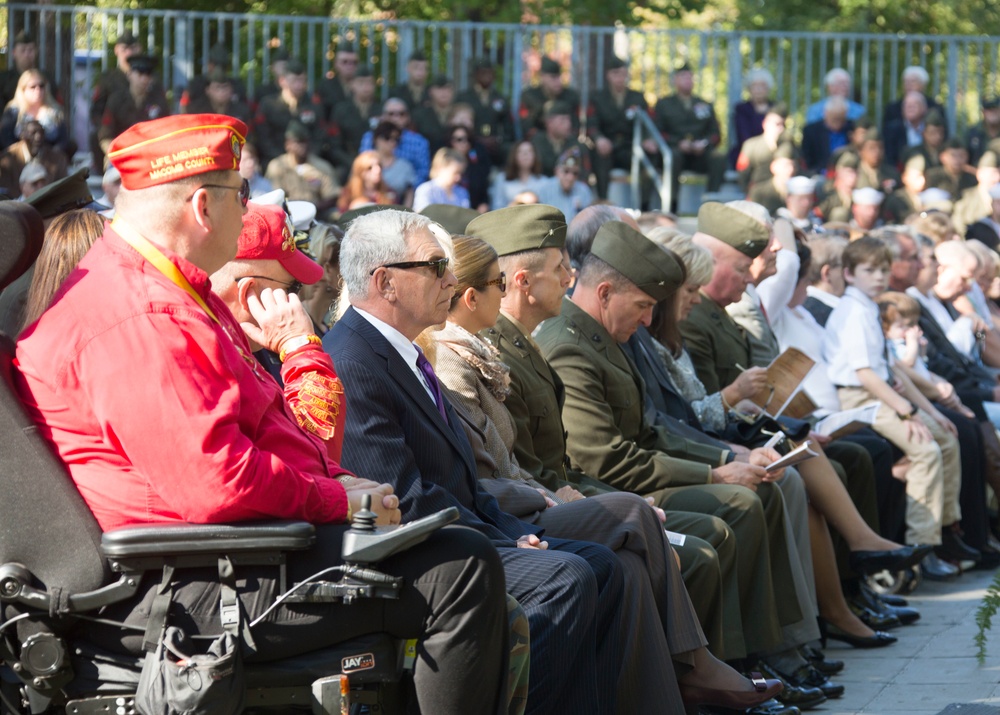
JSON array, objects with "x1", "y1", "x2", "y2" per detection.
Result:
[{"x1": 0, "y1": 203, "x2": 458, "y2": 714}]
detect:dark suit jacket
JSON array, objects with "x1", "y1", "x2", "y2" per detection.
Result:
[
  {"x1": 801, "y1": 119, "x2": 853, "y2": 174},
  {"x1": 915, "y1": 301, "x2": 995, "y2": 399},
  {"x1": 967, "y1": 219, "x2": 1000, "y2": 251},
  {"x1": 622, "y1": 327, "x2": 728, "y2": 451},
  {"x1": 324, "y1": 307, "x2": 538, "y2": 545},
  {"x1": 802, "y1": 296, "x2": 833, "y2": 327}
]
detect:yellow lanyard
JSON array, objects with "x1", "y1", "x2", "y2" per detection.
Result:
[{"x1": 111, "y1": 217, "x2": 221, "y2": 325}]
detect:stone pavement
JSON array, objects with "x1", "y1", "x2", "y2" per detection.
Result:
[{"x1": 819, "y1": 567, "x2": 1000, "y2": 715}]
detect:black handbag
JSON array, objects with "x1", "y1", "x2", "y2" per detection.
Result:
[{"x1": 723, "y1": 414, "x2": 811, "y2": 450}]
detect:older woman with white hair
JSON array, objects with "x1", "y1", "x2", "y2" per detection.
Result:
[
  {"x1": 805, "y1": 68, "x2": 867, "y2": 125},
  {"x1": 730, "y1": 68, "x2": 776, "y2": 166},
  {"x1": 882, "y1": 65, "x2": 944, "y2": 134}
]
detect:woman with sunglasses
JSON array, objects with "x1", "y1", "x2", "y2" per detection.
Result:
[
  {"x1": 371, "y1": 120, "x2": 415, "y2": 207},
  {"x1": 0, "y1": 69, "x2": 69, "y2": 152},
  {"x1": 446, "y1": 121, "x2": 492, "y2": 213}
]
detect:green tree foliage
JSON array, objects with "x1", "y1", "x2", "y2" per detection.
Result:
[{"x1": 733, "y1": 0, "x2": 1000, "y2": 35}]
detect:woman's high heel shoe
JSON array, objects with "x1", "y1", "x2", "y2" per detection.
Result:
[
  {"x1": 679, "y1": 671, "x2": 784, "y2": 709},
  {"x1": 818, "y1": 616, "x2": 897, "y2": 649}
]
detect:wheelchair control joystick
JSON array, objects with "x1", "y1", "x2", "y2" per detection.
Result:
[{"x1": 350, "y1": 494, "x2": 377, "y2": 532}]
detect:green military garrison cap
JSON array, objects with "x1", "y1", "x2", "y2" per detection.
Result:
[
  {"x1": 420, "y1": 204, "x2": 479, "y2": 236},
  {"x1": 773, "y1": 142, "x2": 796, "y2": 161},
  {"x1": 26, "y1": 167, "x2": 95, "y2": 220},
  {"x1": 466, "y1": 204, "x2": 567, "y2": 256},
  {"x1": 834, "y1": 150, "x2": 860, "y2": 171},
  {"x1": 904, "y1": 153, "x2": 926, "y2": 173},
  {"x1": 979, "y1": 151, "x2": 999, "y2": 169},
  {"x1": 540, "y1": 57, "x2": 561, "y2": 75},
  {"x1": 696, "y1": 201, "x2": 770, "y2": 258},
  {"x1": 591, "y1": 221, "x2": 683, "y2": 301}
]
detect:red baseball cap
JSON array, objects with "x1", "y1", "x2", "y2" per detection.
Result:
[
  {"x1": 236, "y1": 202, "x2": 323, "y2": 284},
  {"x1": 108, "y1": 114, "x2": 247, "y2": 190}
]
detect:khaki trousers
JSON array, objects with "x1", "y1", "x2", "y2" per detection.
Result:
[{"x1": 838, "y1": 388, "x2": 961, "y2": 545}]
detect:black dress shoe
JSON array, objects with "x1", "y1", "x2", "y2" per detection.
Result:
[
  {"x1": 755, "y1": 661, "x2": 827, "y2": 710},
  {"x1": 972, "y1": 545, "x2": 1000, "y2": 570},
  {"x1": 878, "y1": 592, "x2": 909, "y2": 607},
  {"x1": 857, "y1": 581, "x2": 920, "y2": 625},
  {"x1": 849, "y1": 544, "x2": 933, "y2": 574},
  {"x1": 818, "y1": 618, "x2": 897, "y2": 648},
  {"x1": 802, "y1": 645, "x2": 844, "y2": 675},
  {"x1": 937, "y1": 528, "x2": 981, "y2": 563},
  {"x1": 776, "y1": 663, "x2": 845, "y2": 699},
  {"x1": 701, "y1": 699, "x2": 801, "y2": 715},
  {"x1": 848, "y1": 598, "x2": 902, "y2": 630},
  {"x1": 921, "y1": 552, "x2": 960, "y2": 580}
]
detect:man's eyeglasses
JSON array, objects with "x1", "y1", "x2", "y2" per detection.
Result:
[
  {"x1": 479, "y1": 272, "x2": 506, "y2": 292},
  {"x1": 198, "y1": 177, "x2": 251, "y2": 207},
  {"x1": 371, "y1": 257, "x2": 450, "y2": 278},
  {"x1": 236, "y1": 275, "x2": 303, "y2": 294}
]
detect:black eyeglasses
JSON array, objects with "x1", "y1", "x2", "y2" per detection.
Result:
[
  {"x1": 235, "y1": 275, "x2": 303, "y2": 294},
  {"x1": 198, "y1": 177, "x2": 250, "y2": 207},
  {"x1": 371, "y1": 257, "x2": 450, "y2": 278},
  {"x1": 479, "y1": 272, "x2": 506, "y2": 292}
]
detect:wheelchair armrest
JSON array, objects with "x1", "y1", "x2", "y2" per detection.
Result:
[{"x1": 101, "y1": 521, "x2": 316, "y2": 559}]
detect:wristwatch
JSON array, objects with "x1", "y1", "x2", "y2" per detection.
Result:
[
  {"x1": 278, "y1": 334, "x2": 321, "y2": 362},
  {"x1": 897, "y1": 404, "x2": 919, "y2": 420}
]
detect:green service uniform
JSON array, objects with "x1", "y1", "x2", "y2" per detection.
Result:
[
  {"x1": 538, "y1": 297, "x2": 804, "y2": 655},
  {"x1": 652, "y1": 93, "x2": 727, "y2": 193},
  {"x1": 519, "y1": 85, "x2": 581, "y2": 137},
  {"x1": 588, "y1": 86, "x2": 650, "y2": 198},
  {"x1": 483, "y1": 312, "x2": 746, "y2": 658}
]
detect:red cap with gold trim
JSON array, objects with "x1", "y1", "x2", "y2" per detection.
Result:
[
  {"x1": 236, "y1": 202, "x2": 323, "y2": 284},
  {"x1": 107, "y1": 114, "x2": 247, "y2": 190}
]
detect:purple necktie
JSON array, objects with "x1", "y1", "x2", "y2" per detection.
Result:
[{"x1": 415, "y1": 348, "x2": 448, "y2": 420}]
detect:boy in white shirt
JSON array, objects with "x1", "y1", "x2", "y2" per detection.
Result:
[{"x1": 823, "y1": 237, "x2": 962, "y2": 575}]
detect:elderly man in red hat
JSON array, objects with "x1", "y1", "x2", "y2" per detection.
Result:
[
  {"x1": 210, "y1": 200, "x2": 346, "y2": 460},
  {"x1": 13, "y1": 113, "x2": 510, "y2": 714}
]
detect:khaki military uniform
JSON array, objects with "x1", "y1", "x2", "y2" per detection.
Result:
[
  {"x1": 856, "y1": 162, "x2": 901, "y2": 195},
  {"x1": 925, "y1": 166, "x2": 977, "y2": 200},
  {"x1": 747, "y1": 178, "x2": 786, "y2": 217},
  {"x1": 953, "y1": 185, "x2": 994, "y2": 235}
]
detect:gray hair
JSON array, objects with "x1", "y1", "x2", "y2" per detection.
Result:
[
  {"x1": 744, "y1": 68, "x2": 775, "y2": 91},
  {"x1": 902, "y1": 66, "x2": 930, "y2": 86},
  {"x1": 655, "y1": 231, "x2": 714, "y2": 286},
  {"x1": 566, "y1": 204, "x2": 631, "y2": 269},
  {"x1": 966, "y1": 239, "x2": 999, "y2": 274},
  {"x1": 824, "y1": 95, "x2": 849, "y2": 117},
  {"x1": 824, "y1": 67, "x2": 852, "y2": 90},
  {"x1": 934, "y1": 237, "x2": 978, "y2": 269},
  {"x1": 804, "y1": 234, "x2": 848, "y2": 284},
  {"x1": 340, "y1": 210, "x2": 433, "y2": 300}
]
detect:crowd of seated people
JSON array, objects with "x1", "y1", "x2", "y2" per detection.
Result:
[{"x1": 6, "y1": 33, "x2": 1000, "y2": 715}]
